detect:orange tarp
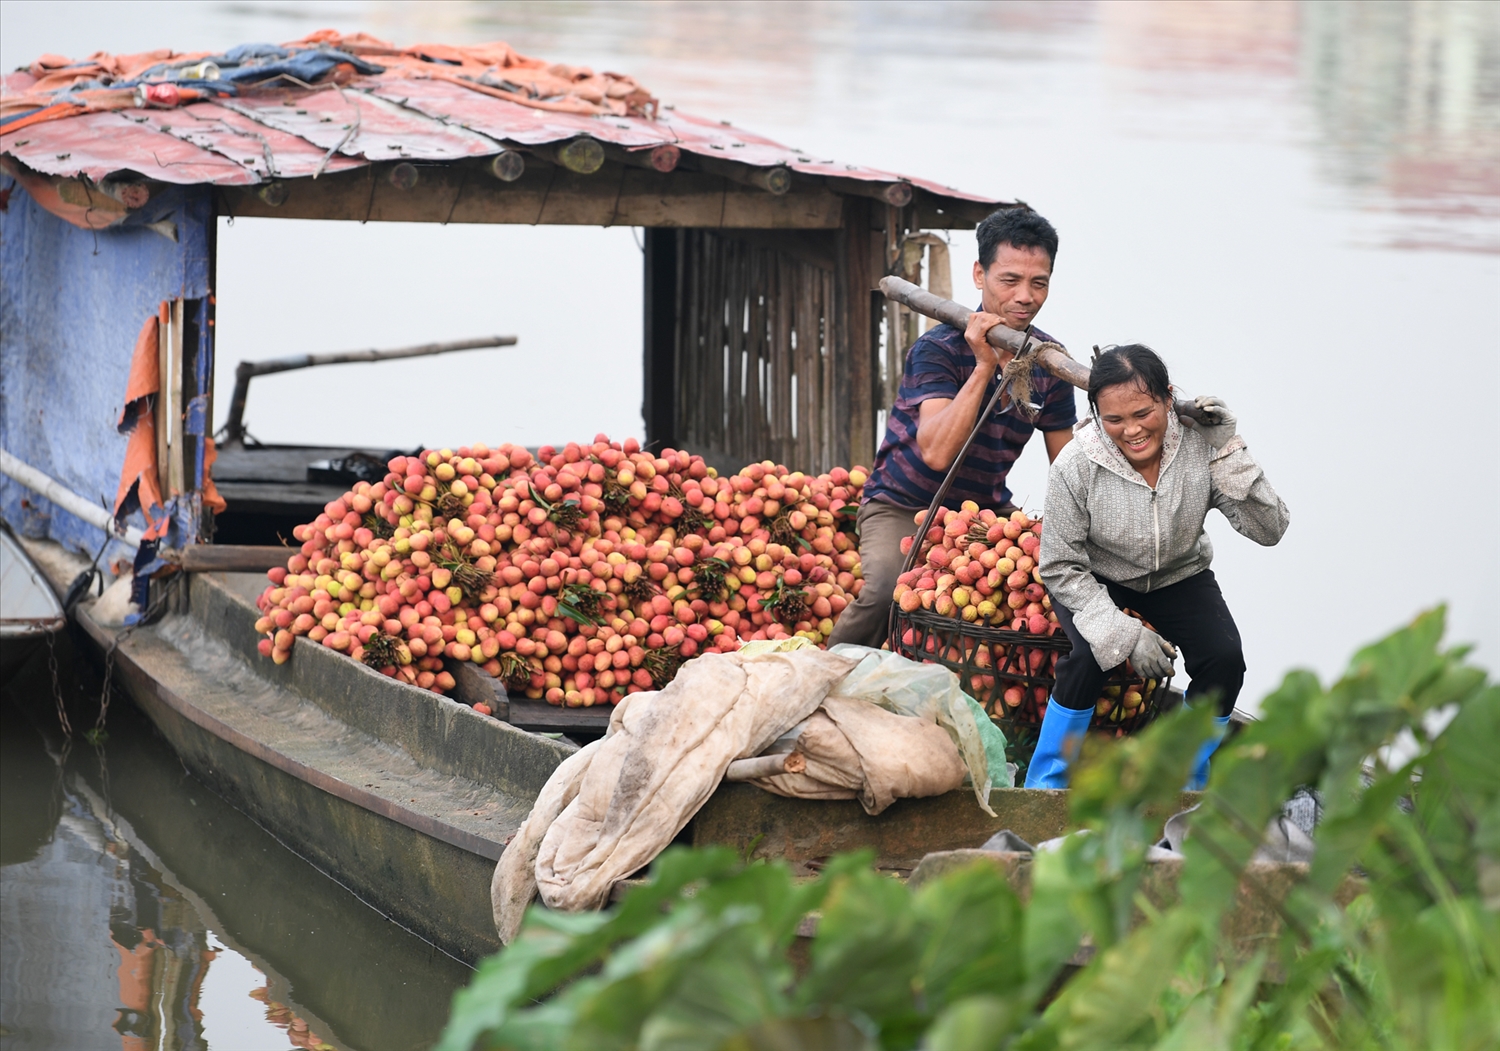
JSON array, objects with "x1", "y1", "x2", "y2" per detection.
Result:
[
  {"x1": 111, "y1": 306, "x2": 227, "y2": 533},
  {"x1": 290, "y1": 30, "x2": 655, "y2": 118},
  {"x1": 201, "y1": 436, "x2": 226, "y2": 515},
  {"x1": 0, "y1": 157, "x2": 134, "y2": 230},
  {"x1": 3, "y1": 31, "x2": 654, "y2": 121},
  {"x1": 113, "y1": 310, "x2": 169, "y2": 540}
]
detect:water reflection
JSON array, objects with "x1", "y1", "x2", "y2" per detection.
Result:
[
  {"x1": 1, "y1": 635, "x2": 469, "y2": 1051},
  {"x1": 1, "y1": 701, "x2": 344, "y2": 1050},
  {"x1": 1301, "y1": 0, "x2": 1500, "y2": 252},
  {"x1": 426, "y1": 0, "x2": 1499, "y2": 253}
]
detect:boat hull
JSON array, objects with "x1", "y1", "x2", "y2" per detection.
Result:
[
  {"x1": 59, "y1": 555, "x2": 1204, "y2": 966},
  {"x1": 73, "y1": 571, "x2": 574, "y2": 965},
  {"x1": 1, "y1": 526, "x2": 67, "y2": 683},
  {"x1": 114, "y1": 646, "x2": 502, "y2": 960}
]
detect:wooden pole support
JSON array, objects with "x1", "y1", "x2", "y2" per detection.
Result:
[
  {"x1": 829, "y1": 176, "x2": 914, "y2": 208},
  {"x1": 647, "y1": 144, "x2": 680, "y2": 172},
  {"x1": 539, "y1": 137, "x2": 605, "y2": 175},
  {"x1": 724, "y1": 751, "x2": 808, "y2": 781},
  {"x1": 388, "y1": 162, "x2": 419, "y2": 190},
  {"x1": 878, "y1": 276, "x2": 1206, "y2": 421},
  {"x1": 170, "y1": 545, "x2": 292, "y2": 573},
  {"x1": 490, "y1": 150, "x2": 525, "y2": 182},
  {"x1": 612, "y1": 143, "x2": 682, "y2": 174},
  {"x1": 693, "y1": 156, "x2": 793, "y2": 195}
]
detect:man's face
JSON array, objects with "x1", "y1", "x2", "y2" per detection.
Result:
[{"x1": 973, "y1": 243, "x2": 1052, "y2": 331}]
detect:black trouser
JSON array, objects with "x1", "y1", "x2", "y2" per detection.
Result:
[{"x1": 1050, "y1": 569, "x2": 1243, "y2": 716}]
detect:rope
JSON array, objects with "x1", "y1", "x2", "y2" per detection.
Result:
[{"x1": 1000, "y1": 339, "x2": 1068, "y2": 421}]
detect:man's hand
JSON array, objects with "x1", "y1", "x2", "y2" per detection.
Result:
[
  {"x1": 914, "y1": 312, "x2": 1020, "y2": 472},
  {"x1": 964, "y1": 311, "x2": 1013, "y2": 373}
]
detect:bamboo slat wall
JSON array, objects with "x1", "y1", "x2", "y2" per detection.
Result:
[{"x1": 674, "y1": 230, "x2": 839, "y2": 475}]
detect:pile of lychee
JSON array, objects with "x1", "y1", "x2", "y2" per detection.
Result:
[{"x1": 255, "y1": 435, "x2": 867, "y2": 711}]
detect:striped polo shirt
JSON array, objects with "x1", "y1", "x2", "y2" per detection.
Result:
[{"x1": 863, "y1": 319, "x2": 1078, "y2": 511}]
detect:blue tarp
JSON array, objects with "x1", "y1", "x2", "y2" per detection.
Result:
[
  {"x1": 0, "y1": 44, "x2": 387, "y2": 112},
  {"x1": 0, "y1": 177, "x2": 212, "y2": 563},
  {"x1": 128, "y1": 44, "x2": 385, "y2": 91}
]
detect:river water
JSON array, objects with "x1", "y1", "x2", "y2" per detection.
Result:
[
  {"x1": 0, "y1": 1, "x2": 1494, "y2": 696},
  {"x1": 0, "y1": 2, "x2": 1496, "y2": 1047},
  {"x1": 1, "y1": 634, "x2": 471, "y2": 1051}
]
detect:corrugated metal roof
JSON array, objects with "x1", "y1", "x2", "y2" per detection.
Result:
[{"x1": 0, "y1": 31, "x2": 1000, "y2": 212}]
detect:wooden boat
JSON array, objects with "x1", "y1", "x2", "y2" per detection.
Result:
[
  {"x1": 1, "y1": 31, "x2": 1206, "y2": 965},
  {"x1": 0, "y1": 526, "x2": 67, "y2": 681},
  {"x1": 15, "y1": 538, "x2": 1149, "y2": 964}
]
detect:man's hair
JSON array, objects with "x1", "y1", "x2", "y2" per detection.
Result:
[
  {"x1": 976, "y1": 208, "x2": 1059, "y2": 270},
  {"x1": 1088, "y1": 344, "x2": 1172, "y2": 415}
]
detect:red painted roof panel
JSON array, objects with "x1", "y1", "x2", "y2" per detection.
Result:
[
  {"x1": 142, "y1": 101, "x2": 363, "y2": 180},
  {"x1": 1, "y1": 110, "x2": 257, "y2": 184},
  {"x1": 368, "y1": 78, "x2": 661, "y2": 149},
  {"x1": 219, "y1": 89, "x2": 500, "y2": 163},
  {"x1": 1, "y1": 36, "x2": 1002, "y2": 208}
]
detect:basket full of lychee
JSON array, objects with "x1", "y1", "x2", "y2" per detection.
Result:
[{"x1": 889, "y1": 502, "x2": 1171, "y2": 735}]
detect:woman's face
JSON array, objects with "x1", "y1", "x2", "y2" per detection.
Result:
[{"x1": 1096, "y1": 382, "x2": 1170, "y2": 472}]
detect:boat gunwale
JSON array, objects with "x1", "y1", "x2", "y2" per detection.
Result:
[
  {"x1": 73, "y1": 599, "x2": 516, "y2": 862},
  {"x1": 0, "y1": 613, "x2": 68, "y2": 636}
]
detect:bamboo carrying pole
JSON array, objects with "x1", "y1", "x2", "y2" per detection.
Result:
[
  {"x1": 220, "y1": 335, "x2": 518, "y2": 444},
  {"x1": 878, "y1": 276, "x2": 1206, "y2": 421},
  {"x1": 0, "y1": 452, "x2": 296, "y2": 569}
]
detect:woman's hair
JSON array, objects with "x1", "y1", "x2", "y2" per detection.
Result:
[{"x1": 1088, "y1": 344, "x2": 1171, "y2": 415}]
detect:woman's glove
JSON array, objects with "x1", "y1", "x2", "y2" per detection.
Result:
[
  {"x1": 1130, "y1": 626, "x2": 1178, "y2": 680},
  {"x1": 1188, "y1": 395, "x2": 1237, "y2": 450}
]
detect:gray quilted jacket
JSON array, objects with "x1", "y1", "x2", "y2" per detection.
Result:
[{"x1": 1039, "y1": 408, "x2": 1289, "y2": 669}]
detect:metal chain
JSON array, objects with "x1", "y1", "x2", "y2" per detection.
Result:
[
  {"x1": 86, "y1": 637, "x2": 117, "y2": 746},
  {"x1": 44, "y1": 630, "x2": 74, "y2": 738},
  {"x1": 81, "y1": 570, "x2": 182, "y2": 746}
]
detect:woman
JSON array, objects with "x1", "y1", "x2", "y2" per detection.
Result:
[{"x1": 1026, "y1": 345, "x2": 1289, "y2": 789}]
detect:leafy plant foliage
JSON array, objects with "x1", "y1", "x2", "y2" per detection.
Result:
[{"x1": 441, "y1": 609, "x2": 1499, "y2": 1050}]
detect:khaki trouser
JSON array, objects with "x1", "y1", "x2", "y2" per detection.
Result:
[{"x1": 825, "y1": 500, "x2": 921, "y2": 650}]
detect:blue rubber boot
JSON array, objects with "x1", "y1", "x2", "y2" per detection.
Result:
[
  {"x1": 1023, "y1": 701, "x2": 1094, "y2": 789},
  {"x1": 1186, "y1": 715, "x2": 1232, "y2": 791}
]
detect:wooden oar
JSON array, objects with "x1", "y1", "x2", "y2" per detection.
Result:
[
  {"x1": 220, "y1": 335, "x2": 518, "y2": 444},
  {"x1": 878, "y1": 276, "x2": 1206, "y2": 422}
]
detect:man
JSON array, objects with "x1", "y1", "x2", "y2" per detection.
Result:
[{"x1": 828, "y1": 208, "x2": 1076, "y2": 649}]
